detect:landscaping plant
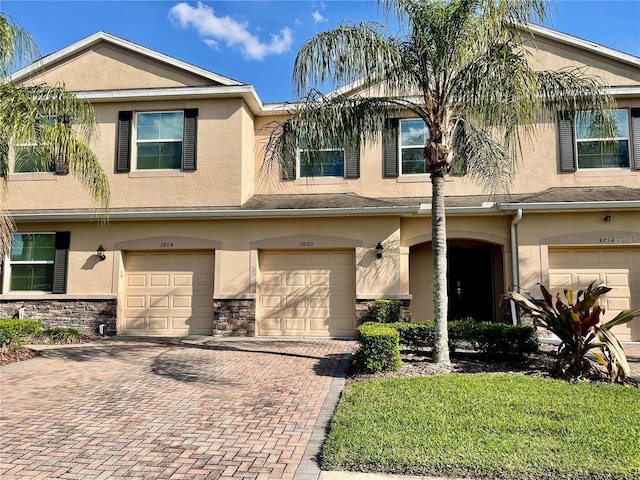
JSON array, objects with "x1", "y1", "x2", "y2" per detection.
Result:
[{"x1": 506, "y1": 281, "x2": 640, "y2": 382}]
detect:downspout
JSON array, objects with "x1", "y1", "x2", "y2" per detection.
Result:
[{"x1": 510, "y1": 209, "x2": 523, "y2": 325}]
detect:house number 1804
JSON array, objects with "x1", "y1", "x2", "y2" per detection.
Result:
[
  {"x1": 160, "y1": 242, "x2": 174, "y2": 248},
  {"x1": 299, "y1": 241, "x2": 314, "y2": 247}
]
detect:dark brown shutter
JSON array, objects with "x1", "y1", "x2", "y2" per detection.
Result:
[
  {"x1": 384, "y1": 119, "x2": 399, "y2": 177},
  {"x1": 55, "y1": 116, "x2": 70, "y2": 175},
  {"x1": 558, "y1": 116, "x2": 576, "y2": 172},
  {"x1": 116, "y1": 111, "x2": 132, "y2": 173},
  {"x1": 182, "y1": 108, "x2": 198, "y2": 171},
  {"x1": 52, "y1": 231, "x2": 70, "y2": 294},
  {"x1": 282, "y1": 123, "x2": 296, "y2": 180},
  {"x1": 344, "y1": 137, "x2": 360, "y2": 179},
  {"x1": 631, "y1": 108, "x2": 640, "y2": 171}
]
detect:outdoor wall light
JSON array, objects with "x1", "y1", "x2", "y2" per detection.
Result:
[
  {"x1": 96, "y1": 245, "x2": 106, "y2": 261},
  {"x1": 376, "y1": 242, "x2": 384, "y2": 259},
  {"x1": 603, "y1": 215, "x2": 612, "y2": 222}
]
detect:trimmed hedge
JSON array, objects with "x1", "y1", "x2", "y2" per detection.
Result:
[
  {"x1": 0, "y1": 319, "x2": 41, "y2": 349},
  {"x1": 387, "y1": 320, "x2": 538, "y2": 357},
  {"x1": 375, "y1": 299, "x2": 403, "y2": 323},
  {"x1": 356, "y1": 323, "x2": 402, "y2": 373}
]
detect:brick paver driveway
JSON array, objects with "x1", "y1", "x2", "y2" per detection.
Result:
[{"x1": 0, "y1": 338, "x2": 356, "y2": 480}]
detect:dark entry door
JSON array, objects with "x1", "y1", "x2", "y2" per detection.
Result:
[{"x1": 447, "y1": 246, "x2": 495, "y2": 322}]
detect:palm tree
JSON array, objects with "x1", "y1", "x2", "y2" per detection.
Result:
[
  {"x1": 262, "y1": 0, "x2": 614, "y2": 364},
  {"x1": 0, "y1": 14, "x2": 109, "y2": 256}
]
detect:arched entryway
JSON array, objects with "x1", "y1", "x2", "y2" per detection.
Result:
[{"x1": 409, "y1": 239, "x2": 505, "y2": 323}]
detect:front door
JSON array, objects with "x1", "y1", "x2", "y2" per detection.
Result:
[{"x1": 447, "y1": 246, "x2": 495, "y2": 322}]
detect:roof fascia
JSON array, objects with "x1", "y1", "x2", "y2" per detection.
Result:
[
  {"x1": 9, "y1": 31, "x2": 243, "y2": 87},
  {"x1": 75, "y1": 85, "x2": 265, "y2": 115},
  {"x1": 499, "y1": 200, "x2": 640, "y2": 212}
]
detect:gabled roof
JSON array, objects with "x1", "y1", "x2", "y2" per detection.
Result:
[
  {"x1": 525, "y1": 24, "x2": 640, "y2": 69},
  {"x1": 9, "y1": 31, "x2": 244, "y2": 87}
]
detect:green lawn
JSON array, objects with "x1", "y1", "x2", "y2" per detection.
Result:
[{"x1": 321, "y1": 374, "x2": 640, "y2": 480}]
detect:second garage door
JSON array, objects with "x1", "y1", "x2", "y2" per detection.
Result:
[
  {"x1": 123, "y1": 251, "x2": 214, "y2": 335},
  {"x1": 258, "y1": 250, "x2": 356, "y2": 337},
  {"x1": 548, "y1": 246, "x2": 640, "y2": 341}
]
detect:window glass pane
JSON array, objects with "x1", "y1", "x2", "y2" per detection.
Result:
[
  {"x1": 137, "y1": 112, "x2": 183, "y2": 140},
  {"x1": 14, "y1": 146, "x2": 55, "y2": 173},
  {"x1": 401, "y1": 119, "x2": 427, "y2": 146},
  {"x1": 10, "y1": 264, "x2": 54, "y2": 291},
  {"x1": 10, "y1": 234, "x2": 55, "y2": 261},
  {"x1": 137, "y1": 142, "x2": 182, "y2": 169},
  {"x1": 576, "y1": 109, "x2": 629, "y2": 169},
  {"x1": 402, "y1": 148, "x2": 427, "y2": 174},
  {"x1": 299, "y1": 150, "x2": 344, "y2": 177}
]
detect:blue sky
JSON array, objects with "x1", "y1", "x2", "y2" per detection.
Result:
[{"x1": 1, "y1": 0, "x2": 639, "y2": 103}]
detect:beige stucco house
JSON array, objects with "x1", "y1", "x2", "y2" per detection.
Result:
[{"x1": 1, "y1": 25, "x2": 639, "y2": 340}]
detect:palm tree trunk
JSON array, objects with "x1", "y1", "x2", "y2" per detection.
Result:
[{"x1": 431, "y1": 173, "x2": 450, "y2": 364}]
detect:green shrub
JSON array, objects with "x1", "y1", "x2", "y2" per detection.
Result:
[
  {"x1": 375, "y1": 299, "x2": 403, "y2": 323},
  {"x1": 465, "y1": 322, "x2": 538, "y2": 356},
  {"x1": 38, "y1": 327, "x2": 82, "y2": 342},
  {"x1": 388, "y1": 321, "x2": 434, "y2": 350},
  {"x1": 356, "y1": 322, "x2": 402, "y2": 373},
  {"x1": 0, "y1": 319, "x2": 42, "y2": 350},
  {"x1": 383, "y1": 320, "x2": 538, "y2": 357}
]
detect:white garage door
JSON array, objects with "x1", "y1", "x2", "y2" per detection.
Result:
[
  {"x1": 258, "y1": 250, "x2": 356, "y2": 337},
  {"x1": 549, "y1": 247, "x2": 640, "y2": 341},
  {"x1": 123, "y1": 251, "x2": 214, "y2": 335}
]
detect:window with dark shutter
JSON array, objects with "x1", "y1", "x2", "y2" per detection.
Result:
[
  {"x1": 383, "y1": 119, "x2": 399, "y2": 177},
  {"x1": 182, "y1": 108, "x2": 198, "y2": 171},
  {"x1": 116, "y1": 111, "x2": 133, "y2": 172}
]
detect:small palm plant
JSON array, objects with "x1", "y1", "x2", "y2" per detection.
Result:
[{"x1": 506, "y1": 281, "x2": 640, "y2": 383}]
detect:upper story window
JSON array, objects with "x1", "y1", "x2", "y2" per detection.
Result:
[
  {"x1": 13, "y1": 116, "x2": 57, "y2": 174},
  {"x1": 399, "y1": 119, "x2": 429, "y2": 175},
  {"x1": 8, "y1": 233, "x2": 55, "y2": 292},
  {"x1": 116, "y1": 109, "x2": 198, "y2": 173},
  {"x1": 575, "y1": 109, "x2": 629, "y2": 169},
  {"x1": 559, "y1": 108, "x2": 639, "y2": 173},
  {"x1": 135, "y1": 111, "x2": 184, "y2": 170},
  {"x1": 298, "y1": 140, "x2": 345, "y2": 178}
]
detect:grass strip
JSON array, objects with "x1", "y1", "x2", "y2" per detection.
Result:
[{"x1": 321, "y1": 373, "x2": 640, "y2": 479}]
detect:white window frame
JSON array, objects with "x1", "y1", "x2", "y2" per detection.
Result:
[
  {"x1": 134, "y1": 110, "x2": 184, "y2": 171},
  {"x1": 399, "y1": 118, "x2": 429, "y2": 175},
  {"x1": 5, "y1": 232, "x2": 56, "y2": 293},
  {"x1": 575, "y1": 109, "x2": 630, "y2": 170}
]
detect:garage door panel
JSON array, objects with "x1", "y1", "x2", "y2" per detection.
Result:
[
  {"x1": 149, "y1": 296, "x2": 169, "y2": 308},
  {"x1": 125, "y1": 317, "x2": 145, "y2": 330},
  {"x1": 258, "y1": 250, "x2": 355, "y2": 337},
  {"x1": 127, "y1": 274, "x2": 147, "y2": 287},
  {"x1": 173, "y1": 274, "x2": 192, "y2": 287},
  {"x1": 123, "y1": 251, "x2": 214, "y2": 335}
]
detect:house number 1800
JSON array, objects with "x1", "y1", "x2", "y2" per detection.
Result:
[{"x1": 299, "y1": 241, "x2": 314, "y2": 247}]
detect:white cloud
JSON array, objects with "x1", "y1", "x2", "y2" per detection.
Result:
[
  {"x1": 169, "y1": 2, "x2": 292, "y2": 60},
  {"x1": 312, "y1": 10, "x2": 327, "y2": 23}
]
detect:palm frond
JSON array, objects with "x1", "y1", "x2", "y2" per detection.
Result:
[{"x1": 0, "y1": 14, "x2": 39, "y2": 76}]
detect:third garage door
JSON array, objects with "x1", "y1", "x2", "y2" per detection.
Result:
[
  {"x1": 548, "y1": 246, "x2": 640, "y2": 341},
  {"x1": 258, "y1": 250, "x2": 356, "y2": 337}
]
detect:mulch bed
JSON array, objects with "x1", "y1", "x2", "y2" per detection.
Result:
[
  {"x1": 348, "y1": 345, "x2": 639, "y2": 387},
  {"x1": 0, "y1": 334, "x2": 99, "y2": 366}
]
